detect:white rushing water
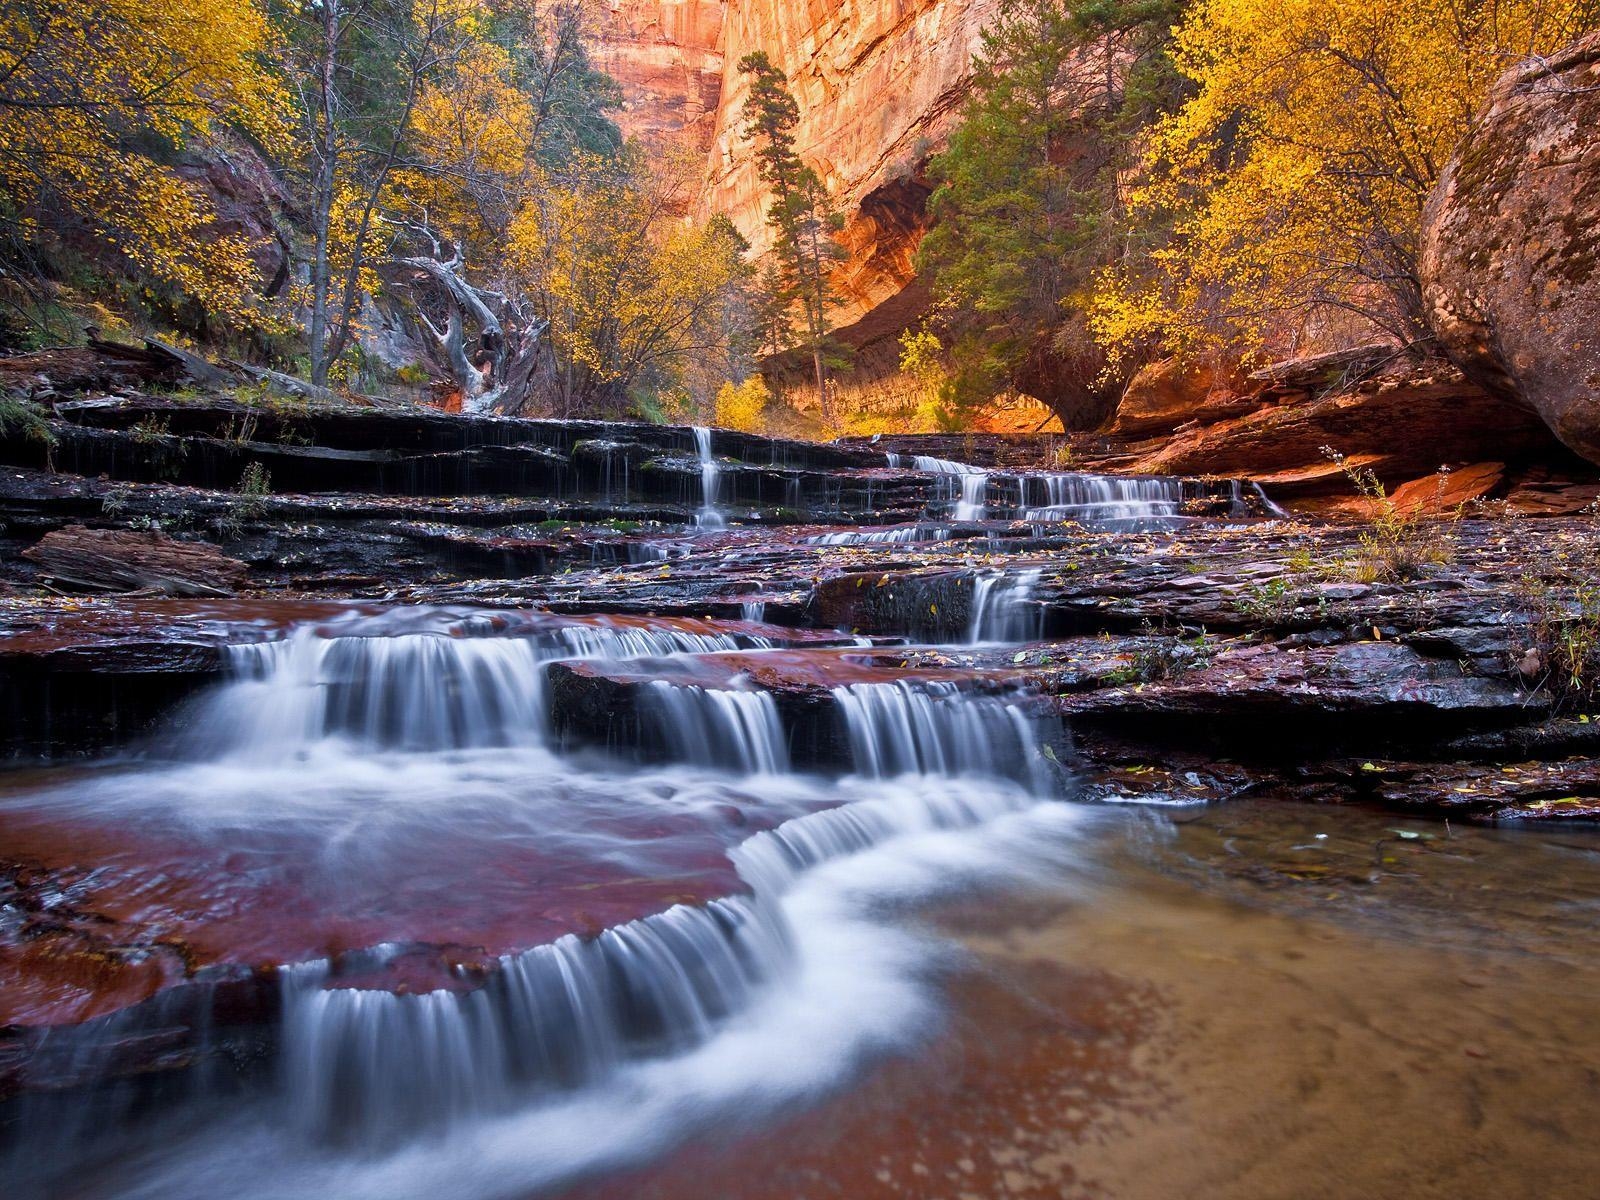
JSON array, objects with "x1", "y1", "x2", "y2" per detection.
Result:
[
  {"x1": 6, "y1": 611, "x2": 1085, "y2": 1200},
  {"x1": 647, "y1": 681, "x2": 790, "y2": 774},
  {"x1": 1019, "y1": 472, "x2": 1186, "y2": 524},
  {"x1": 909, "y1": 453, "x2": 990, "y2": 522},
  {"x1": 802, "y1": 523, "x2": 952, "y2": 546},
  {"x1": 968, "y1": 567, "x2": 1045, "y2": 643},
  {"x1": 183, "y1": 615, "x2": 776, "y2": 758},
  {"x1": 692, "y1": 425, "x2": 725, "y2": 530}
]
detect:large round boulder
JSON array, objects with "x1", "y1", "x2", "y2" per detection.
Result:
[{"x1": 1419, "y1": 34, "x2": 1600, "y2": 465}]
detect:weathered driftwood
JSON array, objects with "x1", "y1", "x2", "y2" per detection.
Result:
[{"x1": 23, "y1": 526, "x2": 249, "y2": 596}]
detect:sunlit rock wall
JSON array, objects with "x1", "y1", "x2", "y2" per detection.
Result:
[
  {"x1": 595, "y1": 1, "x2": 728, "y2": 150},
  {"x1": 702, "y1": 0, "x2": 997, "y2": 330}
]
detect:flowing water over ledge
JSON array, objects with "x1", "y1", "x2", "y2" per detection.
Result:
[
  {"x1": 1, "y1": 429, "x2": 1597, "y2": 1199},
  {"x1": 0, "y1": 605, "x2": 1082, "y2": 1198}
]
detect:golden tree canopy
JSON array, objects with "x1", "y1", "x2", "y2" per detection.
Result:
[
  {"x1": 1092, "y1": 0, "x2": 1600, "y2": 357},
  {"x1": 0, "y1": 0, "x2": 285, "y2": 317}
]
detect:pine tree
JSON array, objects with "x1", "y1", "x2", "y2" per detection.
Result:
[{"x1": 736, "y1": 51, "x2": 844, "y2": 425}]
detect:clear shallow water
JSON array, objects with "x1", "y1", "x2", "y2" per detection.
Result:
[{"x1": 547, "y1": 801, "x2": 1600, "y2": 1200}]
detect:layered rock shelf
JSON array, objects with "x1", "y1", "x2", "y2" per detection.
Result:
[{"x1": 3, "y1": 393, "x2": 1598, "y2": 1139}]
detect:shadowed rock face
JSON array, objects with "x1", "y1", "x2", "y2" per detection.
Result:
[{"x1": 1421, "y1": 32, "x2": 1600, "y2": 466}]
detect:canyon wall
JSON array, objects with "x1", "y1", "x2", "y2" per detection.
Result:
[
  {"x1": 598, "y1": 0, "x2": 996, "y2": 338},
  {"x1": 594, "y1": 1, "x2": 728, "y2": 150}
]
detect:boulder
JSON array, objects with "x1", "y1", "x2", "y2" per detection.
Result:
[
  {"x1": 1127, "y1": 362, "x2": 1559, "y2": 491},
  {"x1": 1420, "y1": 33, "x2": 1600, "y2": 466},
  {"x1": 1110, "y1": 356, "x2": 1257, "y2": 438}
]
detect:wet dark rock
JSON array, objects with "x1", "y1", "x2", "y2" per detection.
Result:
[{"x1": 24, "y1": 526, "x2": 249, "y2": 596}]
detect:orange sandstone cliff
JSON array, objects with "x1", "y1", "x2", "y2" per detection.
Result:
[{"x1": 598, "y1": 0, "x2": 999, "y2": 338}]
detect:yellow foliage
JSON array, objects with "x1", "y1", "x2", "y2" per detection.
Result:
[
  {"x1": 507, "y1": 150, "x2": 751, "y2": 409},
  {"x1": 401, "y1": 39, "x2": 536, "y2": 248},
  {"x1": 714, "y1": 376, "x2": 772, "y2": 433},
  {"x1": 1092, "y1": 0, "x2": 1600, "y2": 356},
  {"x1": 0, "y1": 0, "x2": 286, "y2": 320}
]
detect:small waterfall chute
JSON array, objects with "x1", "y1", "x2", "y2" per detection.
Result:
[
  {"x1": 968, "y1": 568, "x2": 1045, "y2": 643},
  {"x1": 184, "y1": 618, "x2": 777, "y2": 758},
  {"x1": 646, "y1": 681, "x2": 790, "y2": 774},
  {"x1": 910, "y1": 454, "x2": 989, "y2": 522},
  {"x1": 280, "y1": 892, "x2": 789, "y2": 1148},
  {"x1": 831, "y1": 679, "x2": 1062, "y2": 796},
  {"x1": 1018, "y1": 472, "x2": 1185, "y2": 525},
  {"x1": 692, "y1": 426, "x2": 725, "y2": 530}
]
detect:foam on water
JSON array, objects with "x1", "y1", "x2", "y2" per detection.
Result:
[
  {"x1": 72, "y1": 782, "x2": 1086, "y2": 1200},
  {"x1": 5, "y1": 610, "x2": 1083, "y2": 1200}
]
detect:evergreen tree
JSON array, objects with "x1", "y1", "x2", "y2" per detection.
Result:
[
  {"x1": 736, "y1": 51, "x2": 844, "y2": 425},
  {"x1": 916, "y1": 0, "x2": 1186, "y2": 428}
]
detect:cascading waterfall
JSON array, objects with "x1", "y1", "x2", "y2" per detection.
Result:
[
  {"x1": 5, "y1": 605, "x2": 1083, "y2": 1200},
  {"x1": 692, "y1": 425, "x2": 725, "y2": 530},
  {"x1": 832, "y1": 679, "x2": 1061, "y2": 795},
  {"x1": 207, "y1": 632, "x2": 551, "y2": 755},
  {"x1": 279, "y1": 892, "x2": 791, "y2": 1148},
  {"x1": 1019, "y1": 472, "x2": 1185, "y2": 525},
  {"x1": 184, "y1": 619, "x2": 775, "y2": 757},
  {"x1": 968, "y1": 568, "x2": 1045, "y2": 643},
  {"x1": 802, "y1": 524, "x2": 951, "y2": 546},
  {"x1": 645, "y1": 682, "x2": 790, "y2": 774},
  {"x1": 268, "y1": 675, "x2": 1064, "y2": 1155},
  {"x1": 909, "y1": 454, "x2": 990, "y2": 521},
  {"x1": 955, "y1": 472, "x2": 989, "y2": 521}
]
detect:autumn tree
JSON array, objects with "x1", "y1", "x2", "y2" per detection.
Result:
[
  {"x1": 1092, "y1": 0, "x2": 1600, "y2": 359},
  {"x1": 508, "y1": 149, "x2": 754, "y2": 417},
  {"x1": 0, "y1": 0, "x2": 285, "y2": 334},
  {"x1": 269, "y1": 0, "x2": 490, "y2": 387},
  {"x1": 377, "y1": 1, "x2": 624, "y2": 409},
  {"x1": 737, "y1": 51, "x2": 845, "y2": 426},
  {"x1": 916, "y1": 0, "x2": 1186, "y2": 429}
]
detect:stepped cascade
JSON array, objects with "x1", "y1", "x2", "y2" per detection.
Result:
[
  {"x1": 12, "y1": 410, "x2": 1593, "y2": 1200},
  {"x1": 0, "y1": 584, "x2": 1079, "y2": 1199}
]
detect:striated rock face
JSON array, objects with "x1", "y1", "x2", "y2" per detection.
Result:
[
  {"x1": 1126, "y1": 362, "x2": 1562, "y2": 493},
  {"x1": 1420, "y1": 33, "x2": 1600, "y2": 466},
  {"x1": 697, "y1": 0, "x2": 999, "y2": 329},
  {"x1": 593, "y1": 1, "x2": 1008, "y2": 342},
  {"x1": 595, "y1": 1, "x2": 727, "y2": 149}
]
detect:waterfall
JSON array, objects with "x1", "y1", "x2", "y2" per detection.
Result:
[
  {"x1": 692, "y1": 426, "x2": 725, "y2": 529},
  {"x1": 968, "y1": 568, "x2": 1044, "y2": 643},
  {"x1": 645, "y1": 682, "x2": 790, "y2": 774},
  {"x1": 741, "y1": 599, "x2": 767, "y2": 622},
  {"x1": 205, "y1": 632, "x2": 551, "y2": 755},
  {"x1": 954, "y1": 472, "x2": 989, "y2": 521},
  {"x1": 280, "y1": 892, "x2": 790, "y2": 1148},
  {"x1": 802, "y1": 524, "x2": 950, "y2": 546},
  {"x1": 831, "y1": 680, "x2": 1061, "y2": 795},
  {"x1": 910, "y1": 454, "x2": 989, "y2": 522},
  {"x1": 273, "y1": 672, "x2": 1068, "y2": 1152},
  {"x1": 4, "y1": 599, "x2": 1089, "y2": 1199},
  {"x1": 184, "y1": 619, "x2": 775, "y2": 758},
  {"x1": 910, "y1": 453, "x2": 977, "y2": 474},
  {"x1": 1019, "y1": 472, "x2": 1185, "y2": 525}
]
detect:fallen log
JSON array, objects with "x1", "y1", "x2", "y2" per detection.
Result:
[{"x1": 22, "y1": 526, "x2": 249, "y2": 596}]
